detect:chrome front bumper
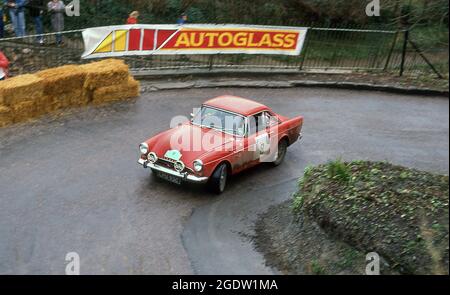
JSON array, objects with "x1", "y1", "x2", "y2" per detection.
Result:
[{"x1": 138, "y1": 158, "x2": 209, "y2": 183}]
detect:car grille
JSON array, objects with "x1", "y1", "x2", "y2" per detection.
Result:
[
  {"x1": 156, "y1": 158, "x2": 176, "y2": 170},
  {"x1": 155, "y1": 157, "x2": 193, "y2": 174}
]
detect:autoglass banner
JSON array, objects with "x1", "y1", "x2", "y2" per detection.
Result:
[{"x1": 82, "y1": 24, "x2": 308, "y2": 59}]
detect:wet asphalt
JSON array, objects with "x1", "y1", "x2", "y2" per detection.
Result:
[{"x1": 0, "y1": 87, "x2": 448, "y2": 274}]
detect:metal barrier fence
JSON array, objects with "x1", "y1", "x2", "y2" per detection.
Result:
[{"x1": 0, "y1": 26, "x2": 447, "y2": 78}]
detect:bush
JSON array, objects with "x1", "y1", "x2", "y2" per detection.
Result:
[
  {"x1": 326, "y1": 158, "x2": 351, "y2": 183},
  {"x1": 294, "y1": 160, "x2": 449, "y2": 274}
]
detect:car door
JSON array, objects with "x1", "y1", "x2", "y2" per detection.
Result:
[
  {"x1": 249, "y1": 111, "x2": 283, "y2": 163},
  {"x1": 244, "y1": 111, "x2": 273, "y2": 167}
]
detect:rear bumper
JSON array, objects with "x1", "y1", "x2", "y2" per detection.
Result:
[{"x1": 138, "y1": 158, "x2": 209, "y2": 184}]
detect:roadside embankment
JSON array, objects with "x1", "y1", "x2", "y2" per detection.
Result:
[
  {"x1": 255, "y1": 160, "x2": 449, "y2": 275},
  {"x1": 0, "y1": 59, "x2": 140, "y2": 127}
]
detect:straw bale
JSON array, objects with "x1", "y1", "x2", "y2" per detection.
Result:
[
  {"x1": 92, "y1": 77, "x2": 140, "y2": 105},
  {"x1": 52, "y1": 90, "x2": 84, "y2": 110},
  {"x1": 0, "y1": 105, "x2": 13, "y2": 127},
  {"x1": 80, "y1": 59, "x2": 130, "y2": 90},
  {"x1": 70, "y1": 89, "x2": 92, "y2": 107},
  {"x1": 35, "y1": 65, "x2": 86, "y2": 95},
  {"x1": 36, "y1": 95, "x2": 57, "y2": 115},
  {"x1": 0, "y1": 74, "x2": 44, "y2": 106},
  {"x1": 12, "y1": 101, "x2": 37, "y2": 123}
]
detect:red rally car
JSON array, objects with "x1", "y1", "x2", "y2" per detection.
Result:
[{"x1": 138, "y1": 95, "x2": 303, "y2": 193}]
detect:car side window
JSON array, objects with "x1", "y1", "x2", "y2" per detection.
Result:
[
  {"x1": 248, "y1": 112, "x2": 272, "y2": 136},
  {"x1": 267, "y1": 113, "x2": 279, "y2": 127}
]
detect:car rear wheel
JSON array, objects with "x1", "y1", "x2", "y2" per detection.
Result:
[
  {"x1": 208, "y1": 163, "x2": 228, "y2": 194},
  {"x1": 272, "y1": 139, "x2": 288, "y2": 166}
]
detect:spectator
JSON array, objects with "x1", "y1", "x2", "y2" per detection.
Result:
[
  {"x1": 28, "y1": 0, "x2": 44, "y2": 44},
  {"x1": 177, "y1": 13, "x2": 187, "y2": 25},
  {"x1": 0, "y1": 5, "x2": 4, "y2": 38},
  {"x1": 5, "y1": 0, "x2": 27, "y2": 37},
  {"x1": 47, "y1": 0, "x2": 65, "y2": 45},
  {"x1": 127, "y1": 11, "x2": 139, "y2": 24},
  {"x1": 0, "y1": 50, "x2": 9, "y2": 80}
]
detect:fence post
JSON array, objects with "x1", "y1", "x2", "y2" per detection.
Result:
[
  {"x1": 299, "y1": 28, "x2": 312, "y2": 71},
  {"x1": 208, "y1": 55, "x2": 215, "y2": 71},
  {"x1": 383, "y1": 31, "x2": 399, "y2": 71},
  {"x1": 399, "y1": 30, "x2": 409, "y2": 76}
]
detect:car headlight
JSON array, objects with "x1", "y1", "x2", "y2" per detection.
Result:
[
  {"x1": 139, "y1": 143, "x2": 149, "y2": 154},
  {"x1": 148, "y1": 152, "x2": 158, "y2": 163},
  {"x1": 193, "y1": 159, "x2": 203, "y2": 172},
  {"x1": 174, "y1": 161, "x2": 185, "y2": 172}
]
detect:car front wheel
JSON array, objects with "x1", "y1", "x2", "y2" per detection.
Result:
[
  {"x1": 272, "y1": 139, "x2": 288, "y2": 166},
  {"x1": 208, "y1": 163, "x2": 228, "y2": 194}
]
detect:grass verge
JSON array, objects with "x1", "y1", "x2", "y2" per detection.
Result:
[
  {"x1": 254, "y1": 160, "x2": 448, "y2": 274},
  {"x1": 293, "y1": 160, "x2": 449, "y2": 274}
]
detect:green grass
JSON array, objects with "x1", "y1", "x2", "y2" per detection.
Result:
[
  {"x1": 310, "y1": 260, "x2": 326, "y2": 275},
  {"x1": 292, "y1": 160, "x2": 449, "y2": 274},
  {"x1": 335, "y1": 248, "x2": 360, "y2": 270},
  {"x1": 326, "y1": 159, "x2": 351, "y2": 183}
]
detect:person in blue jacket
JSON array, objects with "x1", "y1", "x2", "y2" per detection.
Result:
[
  {"x1": 4, "y1": 0, "x2": 27, "y2": 37},
  {"x1": 28, "y1": 0, "x2": 44, "y2": 43},
  {"x1": 0, "y1": 5, "x2": 4, "y2": 38},
  {"x1": 177, "y1": 13, "x2": 188, "y2": 25}
]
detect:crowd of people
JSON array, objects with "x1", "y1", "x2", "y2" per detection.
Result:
[
  {"x1": 0, "y1": 8, "x2": 189, "y2": 81},
  {"x1": 0, "y1": 0, "x2": 66, "y2": 45},
  {"x1": 1, "y1": 3, "x2": 189, "y2": 41}
]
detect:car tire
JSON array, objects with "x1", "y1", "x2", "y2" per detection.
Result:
[
  {"x1": 272, "y1": 139, "x2": 288, "y2": 166},
  {"x1": 208, "y1": 163, "x2": 228, "y2": 194}
]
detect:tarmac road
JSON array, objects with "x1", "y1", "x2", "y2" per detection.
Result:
[{"x1": 0, "y1": 88, "x2": 448, "y2": 274}]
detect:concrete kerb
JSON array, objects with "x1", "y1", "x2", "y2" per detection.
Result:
[{"x1": 136, "y1": 75, "x2": 449, "y2": 97}]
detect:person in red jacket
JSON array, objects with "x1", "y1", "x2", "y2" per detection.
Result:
[
  {"x1": 127, "y1": 11, "x2": 139, "y2": 24},
  {"x1": 0, "y1": 51, "x2": 9, "y2": 80}
]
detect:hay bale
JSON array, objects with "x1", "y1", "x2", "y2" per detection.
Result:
[
  {"x1": 80, "y1": 59, "x2": 130, "y2": 90},
  {"x1": 52, "y1": 90, "x2": 84, "y2": 110},
  {"x1": 36, "y1": 95, "x2": 57, "y2": 115},
  {"x1": 35, "y1": 65, "x2": 86, "y2": 95},
  {"x1": 0, "y1": 74, "x2": 44, "y2": 106},
  {"x1": 69, "y1": 89, "x2": 92, "y2": 107},
  {"x1": 0, "y1": 105, "x2": 13, "y2": 127},
  {"x1": 35, "y1": 89, "x2": 91, "y2": 115},
  {"x1": 12, "y1": 101, "x2": 37, "y2": 123},
  {"x1": 92, "y1": 76, "x2": 140, "y2": 105}
]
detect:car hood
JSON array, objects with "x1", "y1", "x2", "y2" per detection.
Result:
[{"x1": 148, "y1": 123, "x2": 235, "y2": 165}]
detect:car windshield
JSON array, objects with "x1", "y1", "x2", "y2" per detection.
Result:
[{"x1": 192, "y1": 106, "x2": 246, "y2": 136}]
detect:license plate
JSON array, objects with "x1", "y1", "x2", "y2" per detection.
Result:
[{"x1": 156, "y1": 171, "x2": 182, "y2": 185}]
